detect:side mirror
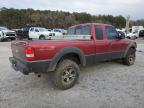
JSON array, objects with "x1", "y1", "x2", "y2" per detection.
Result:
[
  {"x1": 117, "y1": 32, "x2": 125, "y2": 39},
  {"x1": 117, "y1": 35, "x2": 123, "y2": 39}
]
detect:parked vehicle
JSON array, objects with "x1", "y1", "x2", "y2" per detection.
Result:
[
  {"x1": 9, "y1": 23, "x2": 137, "y2": 90},
  {"x1": 132, "y1": 26, "x2": 143, "y2": 33},
  {"x1": 16, "y1": 27, "x2": 30, "y2": 39},
  {"x1": 16, "y1": 27, "x2": 62, "y2": 40},
  {"x1": 52, "y1": 29, "x2": 67, "y2": 35},
  {"x1": 117, "y1": 30, "x2": 133, "y2": 39},
  {"x1": 29, "y1": 27, "x2": 52, "y2": 40},
  {"x1": 126, "y1": 32, "x2": 138, "y2": 39},
  {"x1": 139, "y1": 30, "x2": 144, "y2": 37},
  {"x1": 49, "y1": 31, "x2": 62, "y2": 37},
  {"x1": 126, "y1": 29, "x2": 144, "y2": 39},
  {"x1": 0, "y1": 26, "x2": 16, "y2": 41}
]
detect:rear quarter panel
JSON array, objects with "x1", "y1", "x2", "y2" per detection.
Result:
[{"x1": 29, "y1": 40, "x2": 95, "y2": 61}]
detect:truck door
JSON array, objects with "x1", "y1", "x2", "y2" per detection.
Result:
[
  {"x1": 29, "y1": 27, "x2": 35, "y2": 39},
  {"x1": 34, "y1": 28, "x2": 40, "y2": 39},
  {"x1": 94, "y1": 25, "x2": 110, "y2": 62},
  {"x1": 29, "y1": 28, "x2": 40, "y2": 39},
  {"x1": 105, "y1": 26, "x2": 128, "y2": 59}
]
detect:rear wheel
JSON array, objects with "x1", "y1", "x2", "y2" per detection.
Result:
[
  {"x1": 39, "y1": 35, "x2": 45, "y2": 40},
  {"x1": 53, "y1": 59, "x2": 80, "y2": 90},
  {"x1": 123, "y1": 48, "x2": 136, "y2": 66}
]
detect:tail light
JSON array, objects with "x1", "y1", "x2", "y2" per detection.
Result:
[{"x1": 25, "y1": 47, "x2": 35, "y2": 60}]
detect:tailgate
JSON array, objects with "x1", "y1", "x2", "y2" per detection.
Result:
[{"x1": 11, "y1": 41, "x2": 28, "y2": 60}]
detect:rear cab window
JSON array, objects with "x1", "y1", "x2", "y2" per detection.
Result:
[{"x1": 68, "y1": 25, "x2": 91, "y2": 35}]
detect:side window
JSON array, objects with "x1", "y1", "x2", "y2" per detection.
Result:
[
  {"x1": 68, "y1": 27, "x2": 75, "y2": 35},
  {"x1": 76, "y1": 28, "x2": 81, "y2": 35},
  {"x1": 35, "y1": 28, "x2": 39, "y2": 32},
  {"x1": 106, "y1": 26, "x2": 118, "y2": 40},
  {"x1": 30, "y1": 28, "x2": 34, "y2": 32},
  {"x1": 95, "y1": 26, "x2": 103, "y2": 40},
  {"x1": 75, "y1": 26, "x2": 90, "y2": 35},
  {"x1": 81, "y1": 26, "x2": 91, "y2": 35}
]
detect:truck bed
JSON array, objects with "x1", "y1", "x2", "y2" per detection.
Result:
[
  {"x1": 11, "y1": 37, "x2": 95, "y2": 61},
  {"x1": 47, "y1": 35, "x2": 91, "y2": 40}
]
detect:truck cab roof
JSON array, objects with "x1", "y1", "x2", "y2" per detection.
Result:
[{"x1": 69, "y1": 23, "x2": 113, "y2": 28}]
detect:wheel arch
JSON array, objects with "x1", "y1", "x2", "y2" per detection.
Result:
[
  {"x1": 47, "y1": 47, "x2": 86, "y2": 72},
  {"x1": 39, "y1": 34, "x2": 45, "y2": 39},
  {"x1": 124, "y1": 42, "x2": 136, "y2": 57}
]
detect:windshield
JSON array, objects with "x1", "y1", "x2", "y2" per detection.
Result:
[
  {"x1": 0, "y1": 27, "x2": 9, "y2": 31},
  {"x1": 38, "y1": 28, "x2": 47, "y2": 32}
]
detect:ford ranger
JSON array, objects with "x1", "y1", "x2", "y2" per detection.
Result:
[{"x1": 9, "y1": 23, "x2": 137, "y2": 90}]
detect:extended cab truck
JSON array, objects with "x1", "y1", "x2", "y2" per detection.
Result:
[{"x1": 9, "y1": 23, "x2": 137, "y2": 90}]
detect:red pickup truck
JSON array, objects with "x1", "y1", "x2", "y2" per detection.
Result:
[{"x1": 9, "y1": 23, "x2": 137, "y2": 90}]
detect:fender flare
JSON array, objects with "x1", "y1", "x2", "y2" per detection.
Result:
[
  {"x1": 124, "y1": 42, "x2": 136, "y2": 57},
  {"x1": 47, "y1": 47, "x2": 86, "y2": 72}
]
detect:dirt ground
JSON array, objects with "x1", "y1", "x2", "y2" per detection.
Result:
[{"x1": 0, "y1": 39, "x2": 144, "y2": 108}]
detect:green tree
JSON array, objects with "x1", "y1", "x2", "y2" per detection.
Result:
[{"x1": 0, "y1": 7, "x2": 126, "y2": 29}]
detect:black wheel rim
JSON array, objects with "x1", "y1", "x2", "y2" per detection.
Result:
[{"x1": 62, "y1": 67, "x2": 76, "y2": 85}]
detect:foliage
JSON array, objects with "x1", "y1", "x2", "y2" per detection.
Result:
[
  {"x1": 0, "y1": 7, "x2": 126, "y2": 29},
  {"x1": 130, "y1": 19, "x2": 144, "y2": 27}
]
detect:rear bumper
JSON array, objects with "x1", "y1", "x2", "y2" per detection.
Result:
[{"x1": 9, "y1": 57, "x2": 51, "y2": 75}]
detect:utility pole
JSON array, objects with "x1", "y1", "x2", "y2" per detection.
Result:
[{"x1": 125, "y1": 15, "x2": 130, "y2": 34}]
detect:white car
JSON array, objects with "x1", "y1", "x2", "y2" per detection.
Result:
[
  {"x1": 29, "y1": 27, "x2": 62, "y2": 40},
  {"x1": 126, "y1": 32, "x2": 138, "y2": 39},
  {"x1": 117, "y1": 29, "x2": 137, "y2": 40},
  {"x1": 0, "y1": 26, "x2": 16, "y2": 41},
  {"x1": 52, "y1": 29, "x2": 67, "y2": 35}
]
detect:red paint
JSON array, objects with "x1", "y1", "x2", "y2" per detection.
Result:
[{"x1": 11, "y1": 23, "x2": 136, "y2": 61}]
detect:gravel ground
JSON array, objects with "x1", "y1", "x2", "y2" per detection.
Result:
[{"x1": 0, "y1": 39, "x2": 144, "y2": 108}]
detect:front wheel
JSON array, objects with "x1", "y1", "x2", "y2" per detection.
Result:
[
  {"x1": 7, "y1": 38, "x2": 12, "y2": 42},
  {"x1": 53, "y1": 59, "x2": 80, "y2": 90},
  {"x1": 123, "y1": 48, "x2": 136, "y2": 66}
]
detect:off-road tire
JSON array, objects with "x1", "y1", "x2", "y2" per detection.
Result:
[
  {"x1": 53, "y1": 59, "x2": 80, "y2": 90},
  {"x1": 123, "y1": 48, "x2": 136, "y2": 66}
]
